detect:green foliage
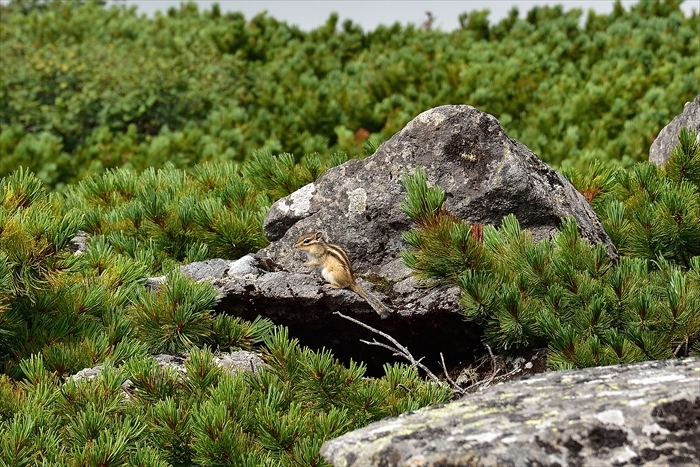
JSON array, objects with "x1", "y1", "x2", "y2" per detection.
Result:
[
  {"x1": 401, "y1": 136, "x2": 700, "y2": 368},
  {"x1": 0, "y1": 340, "x2": 450, "y2": 466},
  {"x1": 589, "y1": 128, "x2": 700, "y2": 267},
  {"x1": 129, "y1": 272, "x2": 218, "y2": 353},
  {"x1": 0, "y1": 166, "x2": 450, "y2": 465},
  {"x1": 401, "y1": 168, "x2": 485, "y2": 282},
  {"x1": 1, "y1": 0, "x2": 698, "y2": 187},
  {"x1": 665, "y1": 127, "x2": 700, "y2": 188},
  {"x1": 59, "y1": 150, "x2": 348, "y2": 269},
  {"x1": 243, "y1": 150, "x2": 349, "y2": 200},
  {"x1": 0, "y1": 133, "x2": 350, "y2": 369},
  {"x1": 0, "y1": 164, "x2": 287, "y2": 373},
  {"x1": 1, "y1": 0, "x2": 698, "y2": 461}
]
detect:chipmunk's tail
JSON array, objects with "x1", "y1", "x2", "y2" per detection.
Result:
[{"x1": 351, "y1": 283, "x2": 391, "y2": 319}]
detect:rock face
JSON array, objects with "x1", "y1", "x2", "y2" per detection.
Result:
[
  {"x1": 321, "y1": 357, "x2": 700, "y2": 467},
  {"x1": 650, "y1": 93, "x2": 700, "y2": 167},
  {"x1": 261, "y1": 105, "x2": 616, "y2": 269},
  {"x1": 184, "y1": 105, "x2": 616, "y2": 373}
]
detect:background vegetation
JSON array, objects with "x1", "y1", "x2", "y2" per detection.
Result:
[
  {"x1": 1, "y1": 0, "x2": 698, "y2": 188},
  {"x1": 0, "y1": 0, "x2": 699, "y2": 465}
]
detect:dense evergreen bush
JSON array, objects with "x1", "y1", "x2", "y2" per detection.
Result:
[
  {"x1": 0, "y1": 144, "x2": 351, "y2": 374},
  {"x1": 0, "y1": 344, "x2": 449, "y2": 466},
  {"x1": 1, "y1": 0, "x2": 699, "y2": 462},
  {"x1": 1, "y1": 0, "x2": 698, "y2": 187},
  {"x1": 0, "y1": 166, "x2": 449, "y2": 466},
  {"x1": 400, "y1": 129, "x2": 700, "y2": 369}
]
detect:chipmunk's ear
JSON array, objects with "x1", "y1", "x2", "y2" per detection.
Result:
[{"x1": 315, "y1": 231, "x2": 324, "y2": 241}]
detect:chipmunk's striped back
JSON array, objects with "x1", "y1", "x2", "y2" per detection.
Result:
[{"x1": 294, "y1": 231, "x2": 391, "y2": 319}]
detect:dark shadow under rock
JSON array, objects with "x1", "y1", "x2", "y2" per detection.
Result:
[{"x1": 193, "y1": 256, "x2": 482, "y2": 376}]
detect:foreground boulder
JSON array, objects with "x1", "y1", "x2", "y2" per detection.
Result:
[
  {"x1": 185, "y1": 105, "x2": 617, "y2": 371},
  {"x1": 650, "y1": 93, "x2": 700, "y2": 167},
  {"x1": 321, "y1": 357, "x2": 700, "y2": 467}
]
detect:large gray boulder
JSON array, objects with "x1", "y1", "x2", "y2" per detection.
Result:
[
  {"x1": 650, "y1": 93, "x2": 700, "y2": 167},
  {"x1": 184, "y1": 105, "x2": 616, "y2": 372},
  {"x1": 261, "y1": 105, "x2": 616, "y2": 269},
  {"x1": 321, "y1": 357, "x2": 700, "y2": 467}
]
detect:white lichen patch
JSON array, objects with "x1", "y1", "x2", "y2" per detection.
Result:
[
  {"x1": 346, "y1": 187, "x2": 367, "y2": 214},
  {"x1": 522, "y1": 377, "x2": 548, "y2": 385},
  {"x1": 276, "y1": 183, "x2": 315, "y2": 216},
  {"x1": 595, "y1": 409, "x2": 625, "y2": 426},
  {"x1": 642, "y1": 423, "x2": 670, "y2": 436},
  {"x1": 413, "y1": 109, "x2": 448, "y2": 128},
  {"x1": 611, "y1": 446, "x2": 639, "y2": 465},
  {"x1": 461, "y1": 152, "x2": 478, "y2": 162},
  {"x1": 597, "y1": 390, "x2": 624, "y2": 398},
  {"x1": 535, "y1": 420, "x2": 554, "y2": 430},
  {"x1": 227, "y1": 255, "x2": 262, "y2": 279},
  {"x1": 367, "y1": 420, "x2": 404, "y2": 438},
  {"x1": 627, "y1": 374, "x2": 687, "y2": 385},
  {"x1": 464, "y1": 431, "x2": 502, "y2": 444}
]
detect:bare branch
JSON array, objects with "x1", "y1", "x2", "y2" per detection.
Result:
[
  {"x1": 440, "y1": 352, "x2": 466, "y2": 396},
  {"x1": 334, "y1": 311, "x2": 442, "y2": 383},
  {"x1": 461, "y1": 345, "x2": 524, "y2": 393},
  {"x1": 360, "y1": 338, "x2": 404, "y2": 356}
]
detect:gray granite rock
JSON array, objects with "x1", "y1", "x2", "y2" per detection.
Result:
[
  {"x1": 70, "y1": 350, "x2": 265, "y2": 383},
  {"x1": 261, "y1": 105, "x2": 616, "y2": 275},
  {"x1": 321, "y1": 357, "x2": 700, "y2": 467},
  {"x1": 181, "y1": 105, "x2": 617, "y2": 373},
  {"x1": 214, "y1": 350, "x2": 265, "y2": 376},
  {"x1": 67, "y1": 231, "x2": 89, "y2": 254},
  {"x1": 650, "y1": 93, "x2": 700, "y2": 167}
]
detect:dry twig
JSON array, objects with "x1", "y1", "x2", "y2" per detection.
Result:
[
  {"x1": 333, "y1": 311, "x2": 442, "y2": 383},
  {"x1": 440, "y1": 352, "x2": 466, "y2": 396}
]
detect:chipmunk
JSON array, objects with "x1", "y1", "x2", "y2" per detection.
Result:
[{"x1": 294, "y1": 231, "x2": 391, "y2": 319}]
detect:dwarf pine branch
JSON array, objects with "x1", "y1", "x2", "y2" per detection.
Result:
[
  {"x1": 401, "y1": 134, "x2": 700, "y2": 369},
  {"x1": 0, "y1": 162, "x2": 451, "y2": 466}
]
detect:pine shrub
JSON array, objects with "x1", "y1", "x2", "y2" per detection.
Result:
[
  {"x1": 401, "y1": 131, "x2": 700, "y2": 369},
  {"x1": 1, "y1": 0, "x2": 697, "y2": 186},
  {"x1": 0, "y1": 161, "x2": 450, "y2": 466},
  {"x1": 0, "y1": 340, "x2": 450, "y2": 466}
]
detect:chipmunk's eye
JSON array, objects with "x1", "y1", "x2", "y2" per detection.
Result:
[{"x1": 303, "y1": 238, "x2": 311, "y2": 244}]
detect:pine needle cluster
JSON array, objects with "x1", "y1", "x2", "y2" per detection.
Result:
[
  {"x1": 59, "y1": 150, "x2": 347, "y2": 270},
  {"x1": 0, "y1": 338, "x2": 449, "y2": 466},
  {"x1": 1, "y1": 155, "x2": 450, "y2": 465},
  {"x1": 1, "y1": 158, "x2": 321, "y2": 373},
  {"x1": 401, "y1": 130, "x2": 700, "y2": 369}
]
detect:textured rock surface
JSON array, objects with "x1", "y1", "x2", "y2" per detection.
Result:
[
  {"x1": 261, "y1": 105, "x2": 616, "y2": 273},
  {"x1": 69, "y1": 350, "x2": 265, "y2": 402},
  {"x1": 650, "y1": 93, "x2": 700, "y2": 167},
  {"x1": 70, "y1": 350, "x2": 265, "y2": 382},
  {"x1": 67, "y1": 231, "x2": 89, "y2": 254},
  {"x1": 181, "y1": 105, "x2": 617, "y2": 373},
  {"x1": 321, "y1": 357, "x2": 700, "y2": 467}
]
